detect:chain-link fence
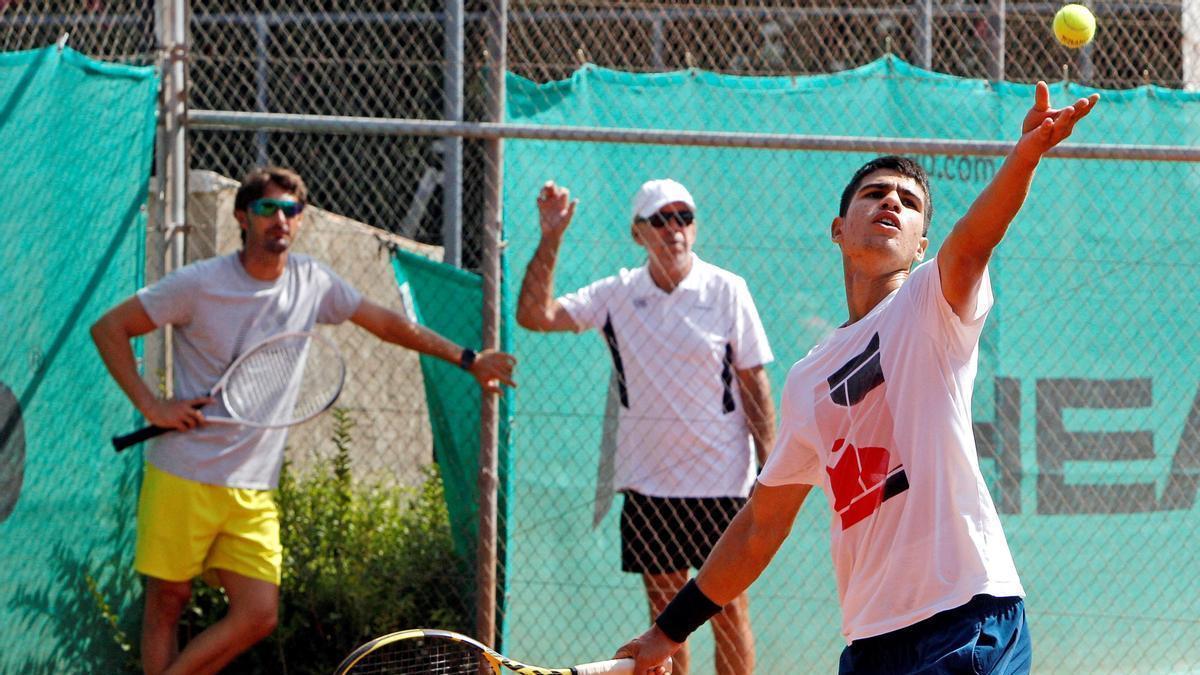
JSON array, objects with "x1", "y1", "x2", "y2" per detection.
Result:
[
  {"x1": 3, "y1": 1, "x2": 1194, "y2": 261},
  {"x1": 4, "y1": 1, "x2": 1200, "y2": 673},
  {"x1": 183, "y1": 0, "x2": 1197, "y2": 272},
  {"x1": 0, "y1": 1, "x2": 157, "y2": 65}
]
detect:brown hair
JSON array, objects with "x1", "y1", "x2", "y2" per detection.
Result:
[{"x1": 234, "y1": 166, "x2": 308, "y2": 212}]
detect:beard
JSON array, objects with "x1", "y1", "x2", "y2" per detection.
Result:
[
  {"x1": 255, "y1": 227, "x2": 292, "y2": 254},
  {"x1": 262, "y1": 237, "x2": 290, "y2": 254}
]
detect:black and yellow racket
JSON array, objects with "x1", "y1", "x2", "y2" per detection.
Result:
[{"x1": 334, "y1": 628, "x2": 634, "y2": 675}]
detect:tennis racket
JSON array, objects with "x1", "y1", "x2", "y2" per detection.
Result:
[
  {"x1": 334, "y1": 628, "x2": 635, "y2": 675},
  {"x1": 112, "y1": 330, "x2": 345, "y2": 452}
]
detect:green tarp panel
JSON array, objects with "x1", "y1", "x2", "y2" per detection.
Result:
[
  {"x1": 391, "y1": 248, "x2": 513, "y2": 630},
  {"x1": 501, "y1": 57, "x2": 1200, "y2": 673},
  {"x1": 0, "y1": 46, "x2": 157, "y2": 672}
]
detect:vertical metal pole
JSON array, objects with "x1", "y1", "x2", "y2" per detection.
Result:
[
  {"x1": 149, "y1": 1, "x2": 169, "y2": 393},
  {"x1": 156, "y1": 0, "x2": 189, "y2": 394},
  {"x1": 987, "y1": 0, "x2": 1006, "y2": 81},
  {"x1": 443, "y1": 0, "x2": 465, "y2": 268},
  {"x1": 917, "y1": 0, "x2": 933, "y2": 70},
  {"x1": 1186, "y1": 0, "x2": 1200, "y2": 90},
  {"x1": 254, "y1": 13, "x2": 271, "y2": 166},
  {"x1": 652, "y1": 18, "x2": 665, "y2": 70},
  {"x1": 1076, "y1": 1, "x2": 1095, "y2": 85},
  {"x1": 166, "y1": 0, "x2": 188, "y2": 272},
  {"x1": 476, "y1": 0, "x2": 506, "y2": 649}
]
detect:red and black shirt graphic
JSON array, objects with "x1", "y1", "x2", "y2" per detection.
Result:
[{"x1": 817, "y1": 333, "x2": 909, "y2": 530}]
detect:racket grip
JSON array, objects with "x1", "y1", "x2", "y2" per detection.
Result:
[
  {"x1": 575, "y1": 659, "x2": 635, "y2": 675},
  {"x1": 112, "y1": 424, "x2": 173, "y2": 452}
]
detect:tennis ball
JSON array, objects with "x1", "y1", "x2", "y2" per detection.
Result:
[{"x1": 1053, "y1": 4, "x2": 1096, "y2": 48}]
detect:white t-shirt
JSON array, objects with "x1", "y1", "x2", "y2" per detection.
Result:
[
  {"x1": 758, "y1": 258, "x2": 1024, "y2": 642},
  {"x1": 559, "y1": 254, "x2": 773, "y2": 498},
  {"x1": 137, "y1": 253, "x2": 362, "y2": 489}
]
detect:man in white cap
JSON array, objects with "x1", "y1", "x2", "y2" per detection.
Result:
[{"x1": 517, "y1": 178, "x2": 776, "y2": 675}]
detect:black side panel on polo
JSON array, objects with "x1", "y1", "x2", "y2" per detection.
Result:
[
  {"x1": 721, "y1": 343, "x2": 737, "y2": 413},
  {"x1": 602, "y1": 315, "x2": 629, "y2": 408}
]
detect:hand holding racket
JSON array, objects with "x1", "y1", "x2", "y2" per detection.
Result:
[
  {"x1": 614, "y1": 626, "x2": 678, "y2": 675},
  {"x1": 334, "y1": 628, "x2": 634, "y2": 675},
  {"x1": 112, "y1": 331, "x2": 345, "y2": 452},
  {"x1": 139, "y1": 394, "x2": 215, "y2": 432}
]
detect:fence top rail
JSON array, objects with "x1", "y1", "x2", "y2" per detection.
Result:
[{"x1": 188, "y1": 109, "x2": 1200, "y2": 162}]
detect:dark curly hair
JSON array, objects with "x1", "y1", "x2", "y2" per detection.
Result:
[{"x1": 838, "y1": 156, "x2": 932, "y2": 236}]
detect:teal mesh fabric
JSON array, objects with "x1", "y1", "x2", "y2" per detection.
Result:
[
  {"x1": 391, "y1": 248, "x2": 513, "y2": 628},
  {"x1": 0, "y1": 46, "x2": 156, "y2": 672}
]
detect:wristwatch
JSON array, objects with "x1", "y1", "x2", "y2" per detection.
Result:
[{"x1": 459, "y1": 348, "x2": 477, "y2": 371}]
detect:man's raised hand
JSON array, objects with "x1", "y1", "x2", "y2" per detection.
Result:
[
  {"x1": 536, "y1": 180, "x2": 578, "y2": 239},
  {"x1": 1015, "y1": 80, "x2": 1100, "y2": 162}
]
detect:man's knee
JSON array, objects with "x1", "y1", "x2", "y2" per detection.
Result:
[
  {"x1": 145, "y1": 579, "x2": 192, "y2": 615},
  {"x1": 246, "y1": 609, "x2": 278, "y2": 643},
  {"x1": 230, "y1": 595, "x2": 279, "y2": 642}
]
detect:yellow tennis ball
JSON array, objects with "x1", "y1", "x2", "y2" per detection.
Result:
[{"x1": 1053, "y1": 4, "x2": 1096, "y2": 48}]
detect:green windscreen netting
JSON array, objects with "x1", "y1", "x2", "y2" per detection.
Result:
[
  {"x1": 501, "y1": 57, "x2": 1200, "y2": 673},
  {"x1": 391, "y1": 248, "x2": 514, "y2": 619},
  {"x1": 0, "y1": 46, "x2": 157, "y2": 671}
]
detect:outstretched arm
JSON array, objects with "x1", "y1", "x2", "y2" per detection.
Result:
[
  {"x1": 515, "y1": 181, "x2": 581, "y2": 332},
  {"x1": 939, "y1": 81, "x2": 1099, "y2": 319},
  {"x1": 349, "y1": 298, "x2": 516, "y2": 393},
  {"x1": 615, "y1": 481, "x2": 812, "y2": 671}
]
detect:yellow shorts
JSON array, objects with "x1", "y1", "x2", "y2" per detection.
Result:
[{"x1": 135, "y1": 463, "x2": 282, "y2": 586}]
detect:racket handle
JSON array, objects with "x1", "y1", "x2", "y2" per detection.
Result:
[
  {"x1": 575, "y1": 659, "x2": 635, "y2": 675},
  {"x1": 112, "y1": 424, "x2": 173, "y2": 452}
]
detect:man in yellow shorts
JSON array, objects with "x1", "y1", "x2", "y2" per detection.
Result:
[{"x1": 92, "y1": 166, "x2": 517, "y2": 674}]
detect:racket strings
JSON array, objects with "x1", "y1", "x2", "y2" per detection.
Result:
[
  {"x1": 224, "y1": 335, "x2": 344, "y2": 425},
  {"x1": 347, "y1": 636, "x2": 495, "y2": 674}
]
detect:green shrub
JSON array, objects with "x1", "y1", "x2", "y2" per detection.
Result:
[{"x1": 183, "y1": 409, "x2": 471, "y2": 674}]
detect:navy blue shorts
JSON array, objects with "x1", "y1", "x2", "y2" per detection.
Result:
[{"x1": 839, "y1": 594, "x2": 1032, "y2": 675}]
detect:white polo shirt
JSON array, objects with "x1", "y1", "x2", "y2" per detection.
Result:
[
  {"x1": 758, "y1": 258, "x2": 1024, "y2": 643},
  {"x1": 559, "y1": 254, "x2": 773, "y2": 498}
]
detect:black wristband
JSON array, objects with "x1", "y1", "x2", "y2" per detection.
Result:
[
  {"x1": 458, "y1": 348, "x2": 477, "y2": 371},
  {"x1": 654, "y1": 579, "x2": 723, "y2": 644}
]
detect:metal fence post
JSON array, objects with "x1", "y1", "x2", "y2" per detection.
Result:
[
  {"x1": 1188, "y1": 0, "x2": 1200, "y2": 90},
  {"x1": 987, "y1": 0, "x2": 1006, "y2": 81},
  {"x1": 476, "y1": 0, "x2": 506, "y2": 649},
  {"x1": 916, "y1": 0, "x2": 933, "y2": 70},
  {"x1": 156, "y1": 0, "x2": 190, "y2": 393},
  {"x1": 443, "y1": 0, "x2": 464, "y2": 268},
  {"x1": 253, "y1": 12, "x2": 271, "y2": 166}
]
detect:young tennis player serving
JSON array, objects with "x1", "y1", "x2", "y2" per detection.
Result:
[
  {"x1": 91, "y1": 166, "x2": 516, "y2": 675},
  {"x1": 616, "y1": 83, "x2": 1098, "y2": 675}
]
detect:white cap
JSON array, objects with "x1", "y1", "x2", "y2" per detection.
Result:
[{"x1": 630, "y1": 178, "x2": 696, "y2": 220}]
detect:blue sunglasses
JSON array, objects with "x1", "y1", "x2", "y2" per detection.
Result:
[{"x1": 248, "y1": 198, "x2": 304, "y2": 218}]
